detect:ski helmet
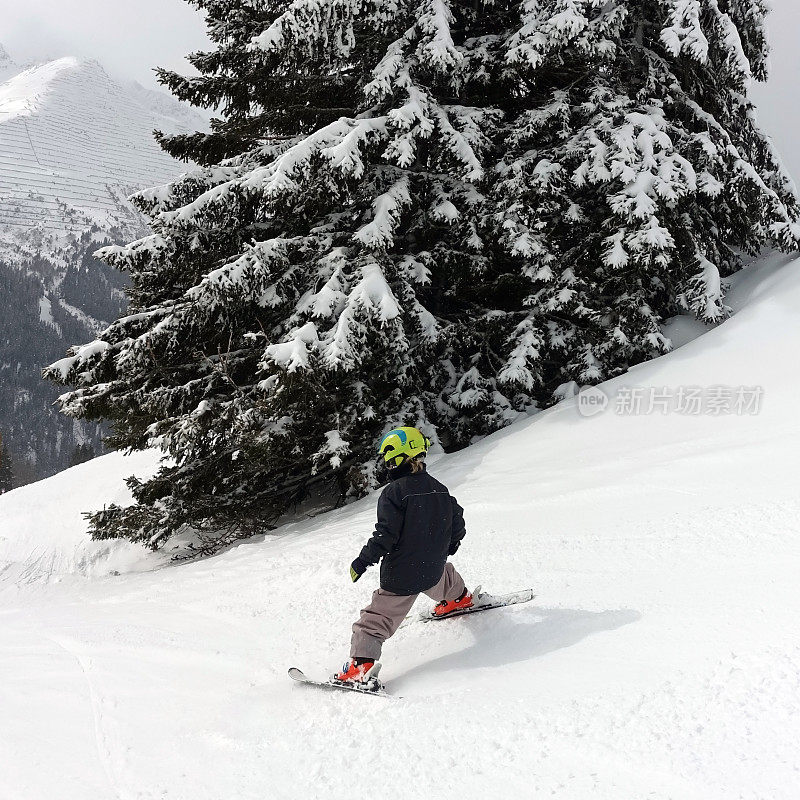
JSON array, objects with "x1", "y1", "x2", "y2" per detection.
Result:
[{"x1": 378, "y1": 427, "x2": 431, "y2": 468}]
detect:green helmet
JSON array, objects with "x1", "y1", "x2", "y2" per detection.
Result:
[{"x1": 378, "y1": 426, "x2": 431, "y2": 469}]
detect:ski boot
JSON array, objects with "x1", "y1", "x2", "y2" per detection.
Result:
[
  {"x1": 433, "y1": 588, "x2": 474, "y2": 617},
  {"x1": 333, "y1": 658, "x2": 382, "y2": 690}
]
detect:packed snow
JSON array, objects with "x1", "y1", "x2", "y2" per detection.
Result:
[{"x1": 1, "y1": 253, "x2": 799, "y2": 798}]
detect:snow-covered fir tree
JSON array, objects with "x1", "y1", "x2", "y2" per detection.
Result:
[
  {"x1": 46, "y1": 0, "x2": 798, "y2": 551},
  {"x1": 494, "y1": 0, "x2": 799, "y2": 389}
]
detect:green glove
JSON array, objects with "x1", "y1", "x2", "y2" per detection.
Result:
[{"x1": 350, "y1": 558, "x2": 366, "y2": 582}]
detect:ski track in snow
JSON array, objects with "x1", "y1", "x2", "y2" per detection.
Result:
[
  {"x1": 47, "y1": 635, "x2": 128, "y2": 800},
  {"x1": 1, "y1": 254, "x2": 800, "y2": 798}
]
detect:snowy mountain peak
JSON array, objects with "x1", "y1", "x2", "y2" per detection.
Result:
[
  {"x1": 0, "y1": 54, "x2": 205, "y2": 242},
  {"x1": 0, "y1": 57, "x2": 82, "y2": 121}
]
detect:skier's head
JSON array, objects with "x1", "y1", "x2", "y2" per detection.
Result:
[{"x1": 377, "y1": 426, "x2": 431, "y2": 470}]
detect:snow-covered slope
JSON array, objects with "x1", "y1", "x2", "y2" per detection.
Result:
[
  {"x1": 0, "y1": 255, "x2": 799, "y2": 799},
  {"x1": 0, "y1": 449, "x2": 161, "y2": 585}
]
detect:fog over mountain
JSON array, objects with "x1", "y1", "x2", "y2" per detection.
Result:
[{"x1": 0, "y1": 0, "x2": 209, "y2": 92}]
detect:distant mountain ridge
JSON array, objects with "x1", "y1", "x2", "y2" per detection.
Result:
[
  {"x1": 0, "y1": 44, "x2": 204, "y2": 484},
  {"x1": 0, "y1": 54, "x2": 200, "y2": 250}
]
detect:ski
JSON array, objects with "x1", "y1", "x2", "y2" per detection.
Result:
[
  {"x1": 417, "y1": 587, "x2": 535, "y2": 623},
  {"x1": 288, "y1": 665, "x2": 395, "y2": 698}
]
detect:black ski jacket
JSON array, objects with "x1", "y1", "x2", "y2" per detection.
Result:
[{"x1": 354, "y1": 464, "x2": 466, "y2": 595}]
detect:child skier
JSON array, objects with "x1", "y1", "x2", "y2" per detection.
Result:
[{"x1": 335, "y1": 426, "x2": 473, "y2": 685}]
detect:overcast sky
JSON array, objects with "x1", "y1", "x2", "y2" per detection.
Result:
[
  {"x1": 0, "y1": 0, "x2": 798, "y2": 180},
  {"x1": 0, "y1": 0, "x2": 209, "y2": 88},
  {"x1": 750, "y1": 0, "x2": 800, "y2": 186}
]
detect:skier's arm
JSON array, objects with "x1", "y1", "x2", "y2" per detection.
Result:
[
  {"x1": 448, "y1": 495, "x2": 466, "y2": 555},
  {"x1": 351, "y1": 487, "x2": 403, "y2": 578}
]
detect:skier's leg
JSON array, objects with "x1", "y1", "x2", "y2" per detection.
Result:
[
  {"x1": 423, "y1": 562, "x2": 466, "y2": 603},
  {"x1": 350, "y1": 589, "x2": 418, "y2": 660}
]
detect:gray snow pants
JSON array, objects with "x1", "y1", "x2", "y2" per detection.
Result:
[{"x1": 350, "y1": 562, "x2": 467, "y2": 660}]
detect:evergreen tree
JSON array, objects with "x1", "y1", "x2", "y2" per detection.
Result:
[
  {"x1": 0, "y1": 434, "x2": 13, "y2": 494},
  {"x1": 46, "y1": 0, "x2": 798, "y2": 552},
  {"x1": 493, "y1": 0, "x2": 799, "y2": 389}
]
